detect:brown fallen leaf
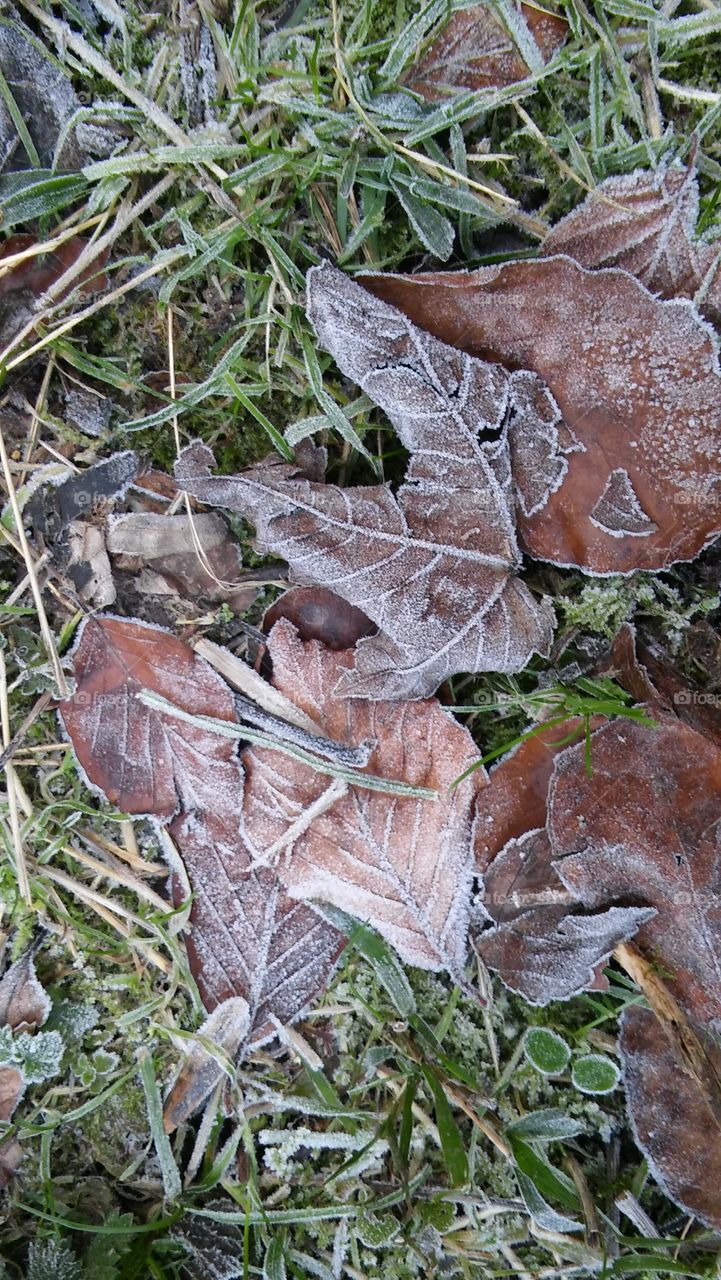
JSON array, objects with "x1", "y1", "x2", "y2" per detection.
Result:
[
  {"x1": 543, "y1": 162, "x2": 721, "y2": 324},
  {"x1": 475, "y1": 717, "x2": 591, "y2": 872},
  {"x1": 359, "y1": 258, "x2": 721, "y2": 572},
  {"x1": 0, "y1": 948, "x2": 52, "y2": 1032},
  {"x1": 177, "y1": 264, "x2": 554, "y2": 699},
  {"x1": 163, "y1": 998, "x2": 249, "y2": 1133},
  {"x1": 404, "y1": 2, "x2": 567, "y2": 100},
  {"x1": 548, "y1": 714, "x2": 721, "y2": 1028},
  {"x1": 474, "y1": 826, "x2": 651, "y2": 1004},
  {"x1": 242, "y1": 618, "x2": 487, "y2": 977},
  {"x1": 59, "y1": 617, "x2": 345, "y2": 1050},
  {"x1": 620, "y1": 1005, "x2": 721, "y2": 1230}
]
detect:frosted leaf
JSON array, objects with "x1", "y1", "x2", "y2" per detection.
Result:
[
  {"x1": 163, "y1": 997, "x2": 249, "y2": 1131},
  {"x1": 0, "y1": 1066, "x2": 24, "y2": 1123},
  {"x1": 60, "y1": 617, "x2": 344, "y2": 1045},
  {"x1": 507, "y1": 370, "x2": 573, "y2": 518},
  {"x1": 474, "y1": 829, "x2": 651, "y2": 1004},
  {"x1": 543, "y1": 161, "x2": 721, "y2": 326},
  {"x1": 0, "y1": 950, "x2": 51, "y2": 1032},
  {"x1": 24, "y1": 451, "x2": 138, "y2": 541},
  {"x1": 13, "y1": 1029, "x2": 64, "y2": 1083},
  {"x1": 403, "y1": 2, "x2": 567, "y2": 100},
  {"x1": 620, "y1": 1005, "x2": 721, "y2": 1230},
  {"x1": 359, "y1": 257, "x2": 721, "y2": 573},
  {"x1": 242, "y1": 620, "x2": 487, "y2": 978},
  {"x1": 549, "y1": 714, "x2": 721, "y2": 1027},
  {"x1": 589, "y1": 468, "x2": 657, "y2": 538},
  {"x1": 178, "y1": 264, "x2": 554, "y2": 700},
  {"x1": 263, "y1": 586, "x2": 377, "y2": 652}
]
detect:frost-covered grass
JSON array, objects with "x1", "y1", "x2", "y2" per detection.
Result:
[{"x1": 2, "y1": 1, "x2": 721, "y2": 1277}]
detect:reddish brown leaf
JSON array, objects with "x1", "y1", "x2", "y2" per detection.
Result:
[
  {"x1": 359, "y1": 258, "x2": 721, "y2": 572},
  {"x1": 0, "y1": 1066, "x2": 24, "y2": 1123},
  {"x1": 475, "y1": 718, "x2": 591, "y2": 872},
  {"x1": 242, "y1": 619, "x2": 487, "y2": 977},
  {"x1": 404, "y1": 2, "x2": 567, "y2": 100},
  {"x1": 620, "y1": 1005, "x2": 721, "y2": 1230},
  {"x1": 163, "y1": 997, "x2": 249, "y2": 1132},
  {"x1": 0, "y1": 234, "x2": 108, "y2": 301},
  {"x1": 178, "y1": 264, "x2": 554, "y2": 699},
  {"x1": 474, "y1": 827, "x2": 650, "y2": 1003},
  {"x1": 263, "y1": 587, "x2": 377, "y2": 652},
  {"x1": 60, "y1": 617, "x2": 344, "y2": 1044},
  {"x1": 543, "y1": 162, "x2": 721, "y2": 324},
  {"x1": 0, "y1": 1134, "x2": 23, "y2": 1189},
  {"x1": 548, "y1": 715, "x2": 721, "y2": 1027},
  {"x1": 0, "y1": 951, "x2": 51, "y2": 1033}
]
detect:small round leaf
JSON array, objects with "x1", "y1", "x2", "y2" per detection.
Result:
[
  {"x1": 571, "y1": 1054, "x2": 620, "y2": 1095},
  {"x1": 523, "y1": 1028, "x2": 571, "y2": 1076}
]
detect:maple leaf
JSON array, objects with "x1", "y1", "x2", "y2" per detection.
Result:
[
  {"x1": 620, "y1": 1005, "x2": 721, "y2": 1230},
  {"x1": 177, "y1": 264, "x2": 554, "y2": 700},
  {"x1": 474, "y1": 827, "x2": 652, "y2": 1004},
  {"x1": 543, "y1": 161, "x2": 721, "y2": 325},
  {"x1": 403, "y1": 1, "x2": 567, "y2": 100},
  {"x1": 359, "y1": 257, "x2": 721, "y2": 573},
  {"x1": 241, "y1": 618, "x2": 486, "y2": 978},
  {"x1": 59, "y1": 617, "x2": 344, "y2": 1047},
  {"x1": 548, "y1": 714, "x2": 721, "y2": 1028}
]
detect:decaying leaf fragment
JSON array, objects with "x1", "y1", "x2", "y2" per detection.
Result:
[
  {"x1": 107, "y1": 511, "x2": 253, "y2": 613},
  {"x1": 59, "y1": 617, "x2": 344, "y2": 1052},
  {"x1": 360, "y1": 257, "x2": 721, "y2": 573},
  {"x1": 548, "y1": 714, "x2": 721, "y2": 1029},
  {"x1": 403, "y1": 2, "x2": 567, "y2": 100},
  {"x1": 474, "y1": 827, "x2": 651, "y2": 1005},
  {"x1": 543, "y1": 162, "x2": 721, "y2": 324},
  {"x1": 176, "y1": 264, "x2": 554, "y2": 700},
  {"x1": 0, "y1": 948, "x2": 54, "y2": 1187},
  {"x1": 620, "y1": 1005, "x2": 721, "y2": 1230},
  {"x1": 242, "y1": 619, "x2": 486, "y2": 977}
]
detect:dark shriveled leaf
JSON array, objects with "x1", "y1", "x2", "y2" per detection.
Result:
[
  {"x1": 177, "y1": 265, "x2": 554, "y2": 700},
  {"x1": 548, "y1": 715, "x2": 721, "y2": 1027},
  {"x1": 543, "y1": 162, "x2": 721, "y2": 325},
  {"x1": 263, "y1": 586, "x2": 377, "y2": 652},
  {"x1": 359, "y1": 258, "x2": 721, "y2": 573},
  {"x1": 620, "y1": 1005, "x2": 721, "y2": 1230},
  {"x1": 242, "y1": 620, "x2": 486, "y2": 977},
  {"x1": 59, "y1": 617, "x2": 344, "y2": 1045},
  {"x1": 404, "y1": 3, "x2": 567, "y2": 100},
  {"x1": 474, "y1": 828, "x2": 651, "y2": 1004}
]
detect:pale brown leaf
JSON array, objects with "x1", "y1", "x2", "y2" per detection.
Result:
[
  {"x1": 177, "y1": 264, "x2": 554, "y2": 700},
  {"x1": 242, "y1": 619, "x2": 486, "y2": 977},
  {"x1": 359, "y1": 258, "x2": 721, "y2": 572},
  {"x1": 0, "y1": 950, "x2": 51, "y2": 1033}
]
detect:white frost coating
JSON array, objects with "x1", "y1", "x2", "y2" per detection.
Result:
[
  {"x1": 589, "y1": 468, "x2": 658, "y2": 538},
  {"x1": 178, "y1": 264, "x2": 557, "y2": 700}
]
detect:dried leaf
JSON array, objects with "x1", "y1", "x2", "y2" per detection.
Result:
[
  {"x1": 0, "y1": 1067, "x2": 25, "y2": 1123},
  {"x1": 163, "y1": 997, "x2": 249, "y2": 1132},
  {"x1": 0, "y1": 950, "x2": 51, "y2": 1032},
  {"x1": 543, "y1": 162, "x2": 721, "y2": 324},
  {"x1": 242, "y1": 619, "x2": 486, "y2": 977},
  {"x1": 359, "y1": 258, "x2": 721, "y2": 572},
  {"x1": 25, "y1": 452, "x2": 138, "y2": 542},
  {"x1": 474, "y1": 827, "x2": 651, "y2": 1003},
  {"x1": 263, "y1": 587, "x2": 377, "y2": 652},
  {"x1": 106, "y1": 511, "x2": 255, "y2": 613},
  {"x1": 548, "y1": 715, "x2": 721, "y2": 1027},
  {"x1": 62, "y1": 521, "x2": 116, "y2": 608},
  {"x1": 59, "y1": 617, "x2": 344, "y2": 1043},
  {"x1": 404, "y1": 2, "x2": 567, "y2": 100},
  {"x1": 178, "y1": 264, "x2": 554, "y2": 699},
  {"x1": 475, "y1": 718, "x2": 591, "y2": 871},
  {"x1": 620, "y1": 1005, "x2": 721, "y2": 1230}
]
